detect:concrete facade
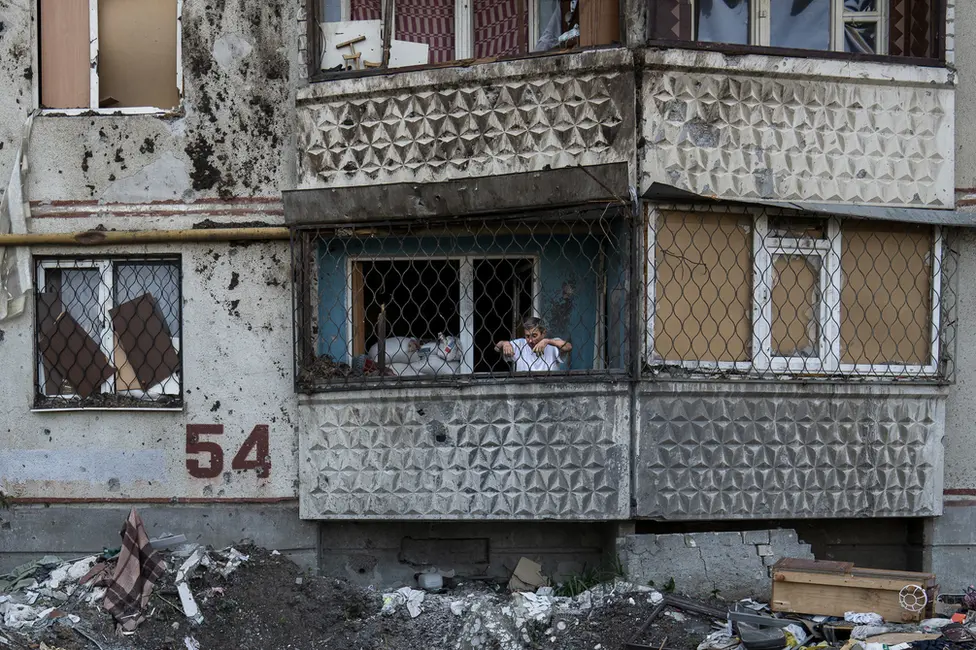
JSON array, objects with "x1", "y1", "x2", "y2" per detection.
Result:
[
  {"x1": 620, "y1": 529, "x2": 815, "y2": 600},
  {"x1": 927, "y1": 0, "x2": 976, "y2": 592},
  {"x1": 0, "y1": 0, "x2": 964, "y2": 591}
]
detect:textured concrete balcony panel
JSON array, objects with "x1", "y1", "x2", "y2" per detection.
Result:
[
  {"x1": 298, "y1": 382, "x2": 630, "y2": 520},
  {"x1": 642, "y1": 49, "x2": 954, "y2": 207},
  {"x1": 296, "y1": 49, "x2": 636, "y2": 189},
  {"x1": 636, "y1": 382, "x2": 946, "y2": 519}
]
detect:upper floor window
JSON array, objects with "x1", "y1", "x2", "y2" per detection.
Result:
[
  {"x1": 38, "y1": 0, "x2": 181, "y2": 111},
  {"x1": 648, "y1": 207, "x2": 955, "y2": 380},
  {"x1": 648, "y1": 0, "x2": 944, "y2": 61},
  {"x1": 311, "y1": 0, "x2": 623, "y2": 77}
]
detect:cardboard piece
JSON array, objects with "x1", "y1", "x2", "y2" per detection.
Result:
[
  {"x1": 37, "y1": 292, "x2": 115, "y2": 399},
  {"x1": 508, "y1": 557, "x2": 550, "y2": 591},
  {"x1": 109, "y1": 293, "x2": 180, "y2": 391},
  {"x1": 320, "y1": 20, "x2": 430, "y2": 71}
]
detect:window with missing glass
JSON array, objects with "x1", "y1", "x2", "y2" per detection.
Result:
[
  {"x1": 34, "y1": 257, "x2": 182, "y2": 409},
  {"x1": 648, "y1": 0, "x2": 944, "y2": 60}
]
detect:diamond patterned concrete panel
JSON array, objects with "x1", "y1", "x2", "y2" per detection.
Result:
[
  {"x1": 642, "y1": 53, "x2": 953, "y2": 207},
  {"x1": 636, "y1": 384, "x2": 945, "y2": 519},
  {"x1": 299, "y1": 384, "x2": 630, "y2": 519},
  {"x1": 296, "y1": 51, "x2": 634, "y2": 188}
]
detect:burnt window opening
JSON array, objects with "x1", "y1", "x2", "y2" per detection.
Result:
[
  {"x1": 38, "y1": 0, "x2": 180, "y2": 110},
  {"x1": 293, "y1": 208, "x2": 633, "y2": 389},
  {"x1": 647, "y1": 0, "x2": 945, "y2": 61},
  {"x1": 310, "y1": 0, "x2": 623, "y2": 78},
  {"x1": 34, "y1": 257, "x2": 183, "y2": 409}
]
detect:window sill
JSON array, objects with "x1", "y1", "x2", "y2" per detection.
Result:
[
  {"x1": 38, "y1": 106, "x2": 183, "y2": 118},
  {"x1": 296, "y1": 369, "x2": 632, "y2": 393},
  {"x1": 306, "y1": 44, "x2": 627, "y2": 85},
  {"x1": 31, "y1": 406, "x2": 185, "y2": 413}
]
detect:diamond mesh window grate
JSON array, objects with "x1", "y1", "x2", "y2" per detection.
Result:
[
  {"x1": 34, "y1": 256, "x2": 183, "y2": 409},
  {"x1": 292, "y1": 206, "x2": 637, "y2": 390}
]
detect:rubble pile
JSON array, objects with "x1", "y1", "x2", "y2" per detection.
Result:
[{"x1": 0, "y1": 514, "x2": 969, "y2": 650}]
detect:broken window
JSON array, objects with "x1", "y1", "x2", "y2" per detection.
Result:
[
  {"x1": 293, "y1": 209, "x2": 632, "y2": 388},
  {"x1": 38, "y1": 0, "x2": 181, "y2": 110},
  {"x1": 650, "y1": 208, "x2": 951, "y2": 378},
  {"x1": 649, "y1": 0, "x2": 943, "y2": 59},
  {"x1": 313, "y1": 0, "x2": 621, "y2": 74},
  {"x1": 34, "y1": 257, "x2": 182, "y2": 409}
]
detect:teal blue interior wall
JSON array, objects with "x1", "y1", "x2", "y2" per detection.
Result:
[{"x1": 316, "y1": 233, "x2": 606, "y2": 370}]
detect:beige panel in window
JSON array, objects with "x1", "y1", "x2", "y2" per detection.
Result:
[
  {"x1": 40, "y1": 0, "x2": 90, "y2": 109},
  {"x1": 653, "y1": 211, "x2": 752, "y2": 362},
  {"x1": 841, "y1": 222, "x2": 933, "y2": 365},
  {"x1": 771, "y1": 255, "x2": 821, "y2": 358},
  {"x1": 579, "y1": 0, "x2": 620, "y2": 46},
  {"x1": 98, "y1": 0, "x2": 179, "y2": 109}
]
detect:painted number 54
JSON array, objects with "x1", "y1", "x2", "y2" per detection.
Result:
[{"x1": 186, "y1": 424, "x2": 271, "y2": 479}]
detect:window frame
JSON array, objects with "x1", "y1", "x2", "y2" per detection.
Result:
[
  {"x1": 646, "y1": 0, "x2": 947, "y2": 66},
  {"x1": 691, "y1": 0, "x2": 889, "y2": 54},
  {"x1": 309, "y1": 0, "x2": 612, "y2": 81},
  {"x1": 645, "y1": 208, "x2": 945, "y2": 378},
  {"x1": 343, "y1": 253, "x2": 542, "y2": 375},
  {"x1": 33, "y1": 255, "x2": 184, "y2": 411},
  {"x1": 35, "y1": 0, "x2": 184, "y2": 116}
]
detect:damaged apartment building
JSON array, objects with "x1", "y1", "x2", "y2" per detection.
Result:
[{"x1": 1, "y1": 0, "x2": 976, "y2": 597}]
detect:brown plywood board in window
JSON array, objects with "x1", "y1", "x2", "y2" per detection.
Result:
[
  {"x1": 653, "y1": 211, "x2": 752, "y2": 362},
  {"x1": 110, "y1": 293, "x2": 180, "y2": 390},
  {"x1": 771, "y1": 255, "x2": 820, "y2": 358},
  {"x1": 38, "y1": 292, "x2": 115, "y2": 399},
  {"x1": 40, "y1": 0, "x2": 90, "y2": 108},
  {"x1": 840, "y1": 222, "x2": 932, "y2": 365},
  {"x1": 98, "y1": 0, "x2": 179, "y2": 109},
  {"x1": 579, "y1": 0, "x2": 620, "y2": 46}
]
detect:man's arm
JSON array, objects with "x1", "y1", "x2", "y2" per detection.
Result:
[
  {"x1": 495, "y1": 340, "x2": 515, "y2": 357},
  {"x1": 533, "y1": 338, "x2": 572, "y2": 354}
]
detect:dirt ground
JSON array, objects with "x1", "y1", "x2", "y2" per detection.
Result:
[{"x1": 4, "y1": 547, "x2": 725, "y2": 650}]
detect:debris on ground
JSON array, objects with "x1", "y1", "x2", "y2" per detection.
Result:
[{"x1": 0, "y1": 528, "x2": 967, "y2": 650}]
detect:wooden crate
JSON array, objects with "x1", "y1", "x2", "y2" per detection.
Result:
[{"x1": 771, "y1": 558, "x2": 938, "y2": 623}]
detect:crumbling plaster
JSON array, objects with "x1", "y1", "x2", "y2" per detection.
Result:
[
  {"x1": 0, "y1": 0, "x2": 301, "y2": 208},
  {"x1": 0, "y1": 241, "x2": 299, "y2": 501}
]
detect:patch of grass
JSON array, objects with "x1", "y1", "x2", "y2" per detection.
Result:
[
  {"x1": 555, "y1": 555, "x2": 627, "y2": 598},
  {"x1": 649, "y1": 577, "x2": 676, "y2": 593}
]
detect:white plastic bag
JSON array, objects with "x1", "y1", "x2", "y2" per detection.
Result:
[
  {"x1": 368, "y1": 337, "x2": 419, "y2": 365},
  {"x1": 433, "y1": 334, "x2": 460, "y2": 362}
]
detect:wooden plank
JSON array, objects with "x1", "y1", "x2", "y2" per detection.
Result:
[
  {"x1": 773, "y1": 569, "x2": 935, "y2": 592},
  {"x1": 774, "y1": 558, "x2": 854, "y2": 574},
  {"x1": 40, "y1": 0, "x2": 90, "y2": 108},
  {"x1": 579, "y1": 0, "x2": 620, "y2": 46},
  {"x1": 772, "y1": 581, "x2": 918, "y2": 622},
  {"x1": 352, "y1": 261, "x2": 365, "y2": 356}
]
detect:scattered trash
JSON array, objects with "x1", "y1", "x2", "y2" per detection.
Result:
[
  {"x1": 381, "y1": 586, "x2": 425, "y2": 618},
  {"x1": 174, "y1": 547, "x2": 208, "y2": 626},
  {"x1": 184, "y1": 635, "x2": 201, "y2": 650},
  {"x1": 508, "y1": 558, "x2": 550, "y2": 592},
  {"x1": 846, "y1": 612, "x2": 885, "y2": 626}
]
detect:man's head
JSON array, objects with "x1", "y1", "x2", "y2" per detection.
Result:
[{"x1": 522, "y1": 317, "x2": 546, "y2": 347}]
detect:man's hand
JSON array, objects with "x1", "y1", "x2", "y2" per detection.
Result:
[
  {"x1": 497, "y1": 341, "x2": 515, "y2": 357},
  {"x1": 532, "y1": 338, "x2": 550, "y2": 355}
]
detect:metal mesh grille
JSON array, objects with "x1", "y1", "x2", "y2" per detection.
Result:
[
  {"x1": 647, "y1": 205, "x2": 956, "y2": 380},
  {"x1": 292, "y1": 207, "x2": 635, "y2": 390},
  {"x1": 34, "y1": 256, "x2": 183, "y2": 409}
]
